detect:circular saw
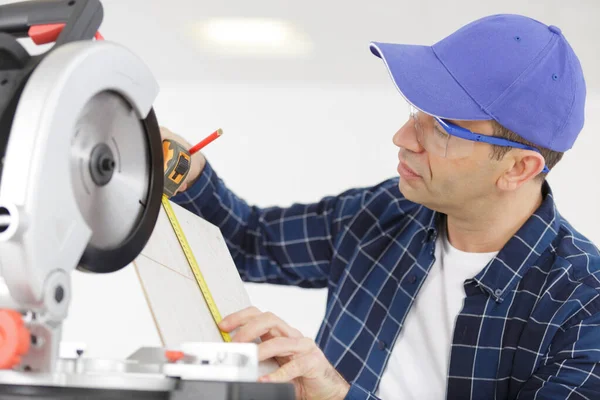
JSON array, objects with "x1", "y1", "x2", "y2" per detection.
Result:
[
  {"x1": 0, "y1": 0, "x2": 164, "y2": 321},
  {"x1": 0, "y1": 2, "x2": 296, "y2": 399},
  {"x1": 0, "y1": 0, "x2": 165, "y2": 376}
]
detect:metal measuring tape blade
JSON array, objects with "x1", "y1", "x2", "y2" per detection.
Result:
[{"x1": 160, "y1": 194, "x2": 232, "y2": 342}]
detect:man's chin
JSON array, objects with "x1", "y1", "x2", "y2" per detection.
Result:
[
  {"x1": 399, "y1": 181, "x2": 451, "y2": 214},
  {"x1": 398, "y1": 179, "x2": 424, "y2": 202},
  {"x1": 398, "y1": 179, "x2": 438, "y2": 207}
]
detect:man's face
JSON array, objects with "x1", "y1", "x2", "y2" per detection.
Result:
[{"x1": 393, "y1": 110, "x2": 503, "y2": 214}]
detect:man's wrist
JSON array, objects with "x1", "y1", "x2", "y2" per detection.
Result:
[
  {"x1": 343, "y1": 382, "x2": 378, "y2": 400},
  {"x1": 338, "y1": 381, "x2": 351, "y2": 399},
  {"x1": 333, "y1": 368, "x2": 351, "y2": 399},
  {"x1": 185, "y1": 153, "x2": 206, "y2": 191}
]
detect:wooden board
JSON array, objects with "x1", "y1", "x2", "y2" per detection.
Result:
[{"x1": 132, "y1": 200, "x2": 279, "y2": 376}]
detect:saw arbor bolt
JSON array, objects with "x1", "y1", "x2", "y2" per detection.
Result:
[{"x1": 89, "y1": 143, "x2": 116, "y2": 186}]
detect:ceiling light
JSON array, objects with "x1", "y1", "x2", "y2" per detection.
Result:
[{"x1": 189, "y1": 18, "x2": 313, "y2": 57}]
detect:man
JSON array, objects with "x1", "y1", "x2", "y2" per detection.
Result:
[{"x1": 162, "y1": 14, "x2": 600, "y2": 400}]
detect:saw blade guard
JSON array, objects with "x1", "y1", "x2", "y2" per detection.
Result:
[{"x1": 0, "y1": 36, "x2": 163, "y2": 307}]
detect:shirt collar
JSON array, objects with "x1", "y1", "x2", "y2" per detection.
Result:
[
  {"x1": 428, "y1": 181, "x2": 560, "y2": 303},
  {"x1": 472, "y1": 181, "x2": 560, "y2": 302}
]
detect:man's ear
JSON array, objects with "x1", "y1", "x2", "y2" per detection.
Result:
[{"x1": 496, "y1": 150, "x2": 545, "y2": 191}]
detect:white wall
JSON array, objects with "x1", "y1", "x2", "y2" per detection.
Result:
[{"x1": 62, "y1": 82, "x2": 600, "y2": 360}]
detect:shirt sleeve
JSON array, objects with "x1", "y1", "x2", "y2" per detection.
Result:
[
  {"x1": 516, "y1": 307, "x2": 600, "y2": 399},
  {"x1": 171, "y1": 160, "x2": 385, "y2": 288},
  {"x1": 344, "y1": 383, "x2": 382, "y2": 400}
]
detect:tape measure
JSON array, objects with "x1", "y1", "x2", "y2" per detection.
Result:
[
  {"x1": 162, "y1": 139, "x2": 191, "y2": 198},
  {"x1": 161, "y1": 194, "x2": 232, "y2": 342}
]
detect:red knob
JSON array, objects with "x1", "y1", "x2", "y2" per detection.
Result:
[
  {"x1": 165, "y1": 350, "x2": 185, "y2": 363},
  {"x1": 0, "y1": 309, "x2": 30, "y2": 369}
]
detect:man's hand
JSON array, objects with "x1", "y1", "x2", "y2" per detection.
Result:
[
  {"x1": 218, "y1": 307, "x2": 350, "y2": 400},
  {"x1": 159, "y1": 126, "x2": 207, "y2": 194}
]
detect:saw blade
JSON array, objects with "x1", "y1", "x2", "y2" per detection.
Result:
[{"x1": 70, "y1": 90, "x2": 150, "y2": 250}]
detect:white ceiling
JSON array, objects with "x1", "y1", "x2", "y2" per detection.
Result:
[
  {"x1": 5, "y1": 0, "x2": 600, "y2": 90},
  {"x1": 95, "y1": 0, "x2": 600, "y2": 90}
]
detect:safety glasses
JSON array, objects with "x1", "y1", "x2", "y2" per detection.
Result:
[{"x1": 409, "y1": 105, "x2": 549, "y2": 173}]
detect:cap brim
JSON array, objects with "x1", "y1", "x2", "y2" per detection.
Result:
[{"x1": 370, "y1": 42, "x2": 490, "y2": 120}]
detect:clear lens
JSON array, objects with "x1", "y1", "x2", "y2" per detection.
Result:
[{"x1": 409, "y1": 105, "x2": 474, "y2": 159}]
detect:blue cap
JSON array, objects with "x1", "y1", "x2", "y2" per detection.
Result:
[{"x1": 370, "y1": 14, "x2": 586, "y2": 152}]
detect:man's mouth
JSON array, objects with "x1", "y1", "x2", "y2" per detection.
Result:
[{"x1": 397, "y1": 160, "x2": 421, "y2": 179}]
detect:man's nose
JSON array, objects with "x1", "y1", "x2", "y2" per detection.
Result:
[{"x1": 393, "y1": 119, "x2": 424, "y2": 153}]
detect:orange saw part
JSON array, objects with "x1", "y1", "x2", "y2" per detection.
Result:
[
  {"x1": 165, "y1": 350, "x2": 185, "y2": 363},
  {"x1": 28, "y1": 23, "x2": 103, "y2": 45},
  {"x1": 0, "y1": 309, "x2": 30, "y2": 369}
]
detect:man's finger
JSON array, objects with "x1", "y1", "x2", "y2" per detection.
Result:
[
  {"x1": 159, "y1": 126, "x2": 175, "y2": 141},
  {"x1": 259, "y1": 351, "x2": 321, "y2": 383},
  {"x1": 175, "y1": 182, "x2": 188, "y2": 195},
  {"x1": 218, "y1": 306, "x2": 262, "y2": 332},
  {"x1": 257, "y1": 337, "x2": 315, "y2": 361},
  {"x1": 231, "y1": 311, "x2": 299, "y2": 343},
  {"x1": 159, "y1": 126, "x2": 192, "y2": 148}
]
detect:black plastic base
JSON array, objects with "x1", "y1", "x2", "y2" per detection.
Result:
[
  {"x1": 0, "y1": 384, "x2": 167, "y2": 400},
  {"x1": 0, "y1": 380, "x2": 296, "y2": 400}
]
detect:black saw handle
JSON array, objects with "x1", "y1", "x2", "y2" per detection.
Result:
[{"x1": 0, "y1": 0, "x2": 103, "y2": 45}]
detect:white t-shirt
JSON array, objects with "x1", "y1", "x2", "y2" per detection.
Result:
[{"x1": 376, "y1": 227, "x2": 498, "y2": 399}]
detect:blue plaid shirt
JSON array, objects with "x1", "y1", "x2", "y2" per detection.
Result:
[{"x1": 173, "y1": 161, "x2": 600, "y2": 400}]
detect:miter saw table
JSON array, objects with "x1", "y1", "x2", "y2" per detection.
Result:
[{"x1": 0, "y1": 0, "x2": 295, "y2": 398}]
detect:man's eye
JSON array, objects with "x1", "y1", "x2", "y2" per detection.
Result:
[{"x1": 434, "y1": 125, "x2": 449, "y2": 138}]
